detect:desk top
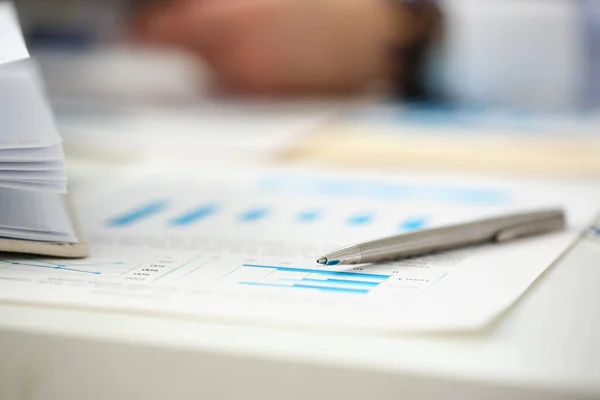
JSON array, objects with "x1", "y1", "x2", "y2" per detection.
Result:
[
  {"x1": 1, "y1": 100, "x2": 599, "y2": 400},
  {"x1": 0, "y1": 219, "x2": 599, "y2": 400}
]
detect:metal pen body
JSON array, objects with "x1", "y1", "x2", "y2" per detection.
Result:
[{"x1": 318, "y1": 209, "x2": 565, "y2": 265}]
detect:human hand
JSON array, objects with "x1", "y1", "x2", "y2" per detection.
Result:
[{"x1": 131, "y1": 0, "x2": 408, "y2": 95}]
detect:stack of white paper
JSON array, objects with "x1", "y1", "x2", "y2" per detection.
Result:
[
  {"x1": 0, "y1": 187, "x2": 76, "y2": 242},
  {"x1": 0, "y1": 60, "x2": 67, "y2": 193},
  {"x1": 0, "y1": 2, "x2": 77, "y2": 245}
]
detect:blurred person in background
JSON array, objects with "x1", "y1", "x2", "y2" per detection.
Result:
[{"x1": 130, "y1": 0, "x2": 599, "y2": 111}]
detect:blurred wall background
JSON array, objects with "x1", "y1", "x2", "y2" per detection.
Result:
[
  {"x1": 14, "y1": 0, "x2": 209, "y2": 108},
  {"x1": 12, "y1": 0, "x2": 598, "y2": 111},
  {"x1": 16, "y1": 0, "x2": 136, "y2": 48}
]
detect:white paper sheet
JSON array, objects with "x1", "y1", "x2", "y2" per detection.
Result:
[
  {"x1": 0, "y1": 180, "x2": 65, "y2": 192},
  {"x1": 0, "y1": 168, "x2": 598, "y2": 333},
  {"x1": 0, "y1": 61, "x2": 62, "y2": 149},
  {"x1": 0, "y1": 2, "x2": 28, "y2": 65},
  {"x1": 0, "y1": 161, "x2": 64, "y2": 171},
  {"x1": 0, "y1": 169, "x2": 66, "y2": 180},
  {"x1": 0, "y1": 227, "x2": 76, "y2": 242},
  {"x1": 0, "y1": 43, "x2": 68, "y2": 193},
  {"x1": 0, "y1": 186, "x2": 76, "y2": 241},
  {"x1": 0, "y1": 144, "x2": 65, "y2": 162}
]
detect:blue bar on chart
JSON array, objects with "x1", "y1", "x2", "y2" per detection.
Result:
[
  {"x1": 237, "y1": 264, "x2": 389, "y2": 294},
  {"x1": 239, "y1": 207, "x2": 269, "y2": 222},
  {"x1": 400, "y1": 217, "x2": 427, "y2": 231},
  {"x1": 239, "y1": 281, "x2": 370, "y2": 294},
  {"x1": 348, "y1": 213, "x2": 374, "y2": 226},
  {"x1": 297, "y1": 210, "x2": 321, "y2": 222},
  {"x1": 281, "y1": 278, "x2": 381, "y2": 288},
  {"x1": 170, "y1": 204, "x2": 218, "y2": 226},
  {"x1": 107, "y1": 200, "x2": 168, "y2": 227},
  {"x1": 242, "y1": 264, "x2": 390, "y2": 280},
  {"x1": 256, "y1": 175, "x2": 508, "y2": 205}
]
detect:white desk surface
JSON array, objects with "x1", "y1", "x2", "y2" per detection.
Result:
[
  {"x1": 0, "y1": 207, "x2": 599, "y2": 400},
  {"x1": 1, "y1": 97, "x2": 599, "y2": 399}
]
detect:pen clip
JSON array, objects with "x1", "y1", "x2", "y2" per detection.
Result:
[{"x1": 494, "y1": 213, "x2": 566, "y2": 242}]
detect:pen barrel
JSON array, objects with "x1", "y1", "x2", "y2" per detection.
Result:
[
  {"x1": 321, "y1": 209, "x2": 565, "y2": 265},
  {"x1": 353, "y1": 209, "x2": 565, "y2": 264},
  {"x1": 356, "y1": 224, "x2": 493, "y2": 264}
]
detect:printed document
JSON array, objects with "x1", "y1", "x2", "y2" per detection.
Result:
[{"x1": 0, "y1": 168, "x2": 598, "y2": 332}]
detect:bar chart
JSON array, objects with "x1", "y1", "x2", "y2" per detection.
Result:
[
  {"x1": 0, "y1": 169, "x2": 593, "y2": 334},
  {"x1": 224, "y1": 263, "x2": 390, "y2": 295},
  {"x1": 105, "y1": 200, "x2": 431, "y2": 234},
  {"x1": 95, "y1": 172, "x2": 511, "y2": 250}
]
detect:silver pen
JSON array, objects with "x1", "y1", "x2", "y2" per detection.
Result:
[{"x1": 317, "y1": 209, "x2": 566, "y2": 266}]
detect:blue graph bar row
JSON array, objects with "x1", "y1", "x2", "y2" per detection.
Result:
[
  {"x1": 400, "y1": 217, "x2": 427, "y2": 231},
  {"x1": 297, "y1": 210, "x2": 321, "y2": 222},
  {"x1": 348, "y1": 214, "x2": 373, "y2": 226},
  {"x1": 242, "y1": 263, "x2": 390, "y2": 280},
  {"x1": 239, "y1": 281, "x2": 369, "y2": 294},
  {"x1": 170, "y1": 205, "x2": 218, "y2": 226},
  {"x1": 281, "y1": 278, "x2": 381, "y2": 288},
  {"x1": 107, "y1": 201, "x2": 428, "y2": 231},
  {"x1": 257, "y1": 175, "x2": 508, "y2": 205},
  {"x1": 108, "y1": 201, "x2": 168, "y2": 227},
  {"x1": 239, "y1": 208, "x2": 269, "y2": 222}
]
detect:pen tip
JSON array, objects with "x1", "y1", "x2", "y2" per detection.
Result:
[{"x1": 317, "y1": 257, "x2": 328, "y2": 265}]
